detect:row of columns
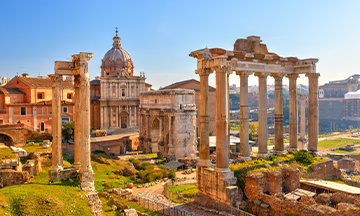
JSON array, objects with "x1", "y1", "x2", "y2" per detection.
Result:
[
  {"x1": 197, "y1": 67, "x2": 320, "y2": 166},
  {"x1": 101, "y1": 81, "x2": 139, "y2": 98},
  {"x1": 50, "y1": 73, "x2": 93, "y2": 175},
  {"x1": 100, "y1": 105, "x2": 138, "y2": 129}
]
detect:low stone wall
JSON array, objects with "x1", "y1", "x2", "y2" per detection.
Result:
[
  {"x1": 0, "y1": 170, "x2": 30, "y2": 187},
  {"x1": 337, "y1": 158, "x2": 359, "y2": 172},
  {"x1": 245, "y1": 167, "x2": 300, "y2": 201},
  {"x1": 302, "y1": 159, "x2": 342, "y2": 179},
  {"x1": 48, "y1": 167, "x2": 77, "y2": 182}
]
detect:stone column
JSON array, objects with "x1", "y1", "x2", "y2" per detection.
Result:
[
  {"x1": 115, "y1": 106, "x2": 119, "y2": 127},
  {"x1": 236, "y1": 71, "x2": 252, "y2": 160},
  {"x1": 215, "y1": 66, "x2": 230, "y2": 172},
  {"x1": 50, "y1": 74, "x2": 63, "y2": 171},
  {"x1": 306, "y1": 73, "x2": 320, "y2": 154},
  {"x1": 167, "y1": 114, "x2": 175, "y2": 161},
  {"x1": 73, "y1": 75, "x2": 82, "y2": 169},
  {"x1": 272, "y1": 74, "x2": 285, "y2": 155},
  {"x1": 287, "y1": 74, "x2": 299, "y2": 152},
  {"x1": 135, "y1": 106, "x2": 138, "y2": 127},
  {"x1": 255, "y1": 72, "x2": 269, "y2": 158},
  {"x1": 129, "y1": 106, "x2": 132, "y2": 127},
  {"x1": 227, "y1": 73, "x2": 230, "y2": 156},
  {"x1": 79, "y1": 72, "x2": 95, "y2": 189},
  {"x1": 110, "y1": 106, "x2": 113, "y2": 128},
  {"x1": 144, "y1": 110, "x2": 151, "y2": 153},
  {"x1": 300, "y1": 94, "x2": 306, "y2": 141},
  {"x1": 100, "y1": 106, "x2": 104, "y2": 129},
  {"x1": 195, "y1": 68, "x2": 213, "y2": 167},
  {"x1": 158, "y1": 111, "x2": 165, "y2": 158}
]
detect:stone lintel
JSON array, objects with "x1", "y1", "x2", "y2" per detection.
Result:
[{"x1": 55, "y1": 69, "x2": 78, "y2": 76}]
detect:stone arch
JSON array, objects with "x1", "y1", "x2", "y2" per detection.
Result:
[{"x1": 0, "y1": 132, "x2": 14, "y2": 147}]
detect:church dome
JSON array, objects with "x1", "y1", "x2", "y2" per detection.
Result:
[{"x1": 103, "y1": 30, "x2": 131, "y2": 62}]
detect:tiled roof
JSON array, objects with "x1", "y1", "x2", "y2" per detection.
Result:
[
  {"x1": 161, "y1": 79, "x2": 216, "y2": 91},
  {"x1": 162, "y1": 161, "x2": 184, "y2": 170},
  {"x1": 5, "y1": 76, "x2": 74, "y2": 89},
  {"x1": 90, "y1": 80, "x2": 100, "y2": 85},
  {"x1": 0, "y1": 87, "x2": 25, "y2": 95}
]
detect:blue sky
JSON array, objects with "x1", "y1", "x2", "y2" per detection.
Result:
[{"x1": 1, "y1": 0, "x2": 359, "y2": 89}]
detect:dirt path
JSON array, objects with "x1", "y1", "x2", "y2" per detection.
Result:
[{"x1": 132, "y1": 171, "x2": 196, "y2": 195}]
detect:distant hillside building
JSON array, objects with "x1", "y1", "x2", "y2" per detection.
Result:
[
  {"x1": 0, "y1": 73, "x2": 74, "y2": 134},
  {"x1": 161, "y1": 79, "x2": 216, "y2": 136},
  {"x1": 319, "y1": 75, "x2": 360, "y2": 131}
]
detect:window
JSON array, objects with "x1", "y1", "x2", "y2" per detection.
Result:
[
  {"x1": 37, "y1": 93, "x2": 44, "y2": 99},
  {"x1": 62, "y1": 106, "x2": 68, "y2": 113},
  {"x1": 122, "y1": 89, "x2": 125, "y2": 97},
  {"x1": 40, "y1": 122, "x2": 45, "y2": 132},
  {"x1": 155, "y1": 99, "x2": 157, "y2": 104},
  {"x1": 67, "y1": 93, "x2": 72, "y2": 99},
  {"x1": 21, "y1": 107, "x2": 26, "y2": 115}
]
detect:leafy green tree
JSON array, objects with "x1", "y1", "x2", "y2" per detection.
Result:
[
  {"x1": 62, "y1": 121, "x2": 74, "y2": 143},
  {"x1": 249, "y1": 122, "x2": 258, "y2": 140}
]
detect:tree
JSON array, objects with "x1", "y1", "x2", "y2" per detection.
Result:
[
  {"x1": 62, "y1": 121, "x2": 74, "y2": 143},
  {"x1": 249, "y1": 122, "x2": 258, "y2": 140}
]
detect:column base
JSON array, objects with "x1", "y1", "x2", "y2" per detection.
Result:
[
  {"x1": 238, "y1": 156, "x2": 252, "y2": 161},
  {"x1": 73, "y1": 162, "x2": 81, "y2": 170},
  {"x1": 288, "y1": 148, "x2": 298, "y2": 153},
  {"x1": 273, "y1": 150, "x2": 287, "y2": 156},
  {"x1": 197, "y1": 159, "x2": 213, "y2": 167},
  {"x1": 48, "y1": 167, "x2": 77, "y2": 183},
  {"x1": 80, "y1": 170, "x2": 95, "y2": 191},
  {"x1": 50, "y1": 165, "x2": 63, "y2": 172},
  {"x1": 256, "y1": 152, "x2": 269, "y2": 159},
  {"x1": 308, "y1": 150, "x2": 319, "y2": 157},
  {"x1": 215, "y1": 167, "x2": 231, "y2": 172}
]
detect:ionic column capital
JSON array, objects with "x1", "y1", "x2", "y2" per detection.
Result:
[
  {"x1": 254, "y1": 72, "x2": 270, "y2": 78},
  {"x1": 236, "y1": 70, "x2": 253, "y2": 77},
  {"x1": 195, "y1": 68, "x2": 213, "y2": 76},
  {"x1": 49, "y1": 74, "x2": 62, "y2": 84},
  {"x1": 213, "y1": 65, "x2": 231, "y2": 74},
  {"x1": 305, "y1": 72, "x2": 320, "y2": 78},
  {"x1": 271, "y1": 73, "x2": 286, "y2": 80},
  {"x1": 286, "y1": 74, "x2": 300, "y2": 79}
]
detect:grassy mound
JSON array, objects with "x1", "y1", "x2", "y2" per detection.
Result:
[
  {"x1": 0, "y1": 147, "x2": 17, "y2": 159},
  {"x1": 22, "y1": 143, "x2": 52, "y2": 153},
  {"x1": 0, "y1": 166, "x2": 92, "y2": 216},
  {"x1": 167, "y1": 183, "x2": 198, "y2": 199}
]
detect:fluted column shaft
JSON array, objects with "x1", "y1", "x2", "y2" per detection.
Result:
[
  {"x1": 80, "y1": 73, "x2": 93, "y2": 174},
  {"x1": 196, "y1": 68, "x2": 213, "y2": 167},
  {"x1": 256, "y1": 72, "x2": 269, "y2": 158},
  {"x1": 273, "y1": 74, "x2": 285, "y2": 155},
  {"x1": 50, "y1": 74, "x2": 63, "y2": 171},
  {"x1": 215, "y1": 66, "x2": 230, "y2": 172},
  {"x1": 287, "y1": 74, "x2": 299, "y2": 152},
  {"x1": 159, "y1": 111, "x2": 164, "y2": 143},
  {"x1": 307, "y1": 73, "x2": 320, "y2": 153},
  {"x1": 236, "y1": 71, "x2": 252, "y2": 160},
  {"x1": 300, "y1": 94, "x2": 306, "y2": 140},
  {"x1": 73, "y1": 75, "x2": 81, "y2": 169}
]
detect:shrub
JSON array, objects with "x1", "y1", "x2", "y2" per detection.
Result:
[
  {"x1": 293, "y1": 150, "x2": 314, "y2": 165},
  {"x1": 130, "y1": 159, "x2": 142, "y2": 169},
  {"x1": 30, "y1": 131, "x2": 42, "y2": 140},
  {"x1": 168, "y1": 170, "x2": 176, "y2": 179},
  {"x1": 141, "y1": 162, "x2": 153, "y2": 170},
  {"x1": 42, "y1": 133, "x2": 53, "y2": 141},
  {"x1": 153, "y1": 171, "x2": 164, "y2": 180},
  {"x1": 266, "y1": 154, "x2": 277, "y2": 161}
]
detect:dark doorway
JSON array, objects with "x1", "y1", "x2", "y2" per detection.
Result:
[{"x1": 0, "y1": 134, "x2": 12, "y2": 146}]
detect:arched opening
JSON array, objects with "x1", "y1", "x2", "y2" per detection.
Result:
[
  {"x1": 150, "y1": 118, "x2": 160, "y2": 153},
  {"x1": 0, "y1": 133, "x2": 13, "y2": 147},
  {"x1": 40, "y1": 122, "x2": 45, "y2": 132},
  {"x1": 119, "y1": 110, "x2": 129, "y2": 128}
]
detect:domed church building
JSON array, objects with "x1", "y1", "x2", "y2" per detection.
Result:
[{"x1": 90, "y1": 30, "x2": 151, "y2": 130}]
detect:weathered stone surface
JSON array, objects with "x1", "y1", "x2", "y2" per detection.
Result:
[
  {"x1": 85, "y1": 191, "x2": 102, "y2": 216},
  {"x1": 315, "y1": 193, "x2": 332, "y2": 205},
  {"x1": 0, "y1": 170, "x2": 30, "y2": 187},
  {"x1": 48, "y1": 167, "x2": 77, "y2": 182},
  {"x1": 124, "y1": 209, "x2": 138, "y2": 216},
  {"x1": 283, "y1": 167, "x2": 300, "y2": 192},
  {"x1": 337, "y1": 202, "x2": 356, "y2": 210},
  {"x1": 337, "y1": 158, "x2": 359, "y2": 172},
  {"x1": 245, "y1": 172, "x2": 265, "y2": 201},
  {"x1": 300, "y1": 195, "x2": 316, "y2": 205},
  {"x1": 267, "y1": 170, "x2": 282, "y2": 195}
]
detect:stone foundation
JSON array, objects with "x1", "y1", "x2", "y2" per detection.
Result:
[
  {"x1": 85, "y1": 191, "x2": 102, "y2": 216},
  {"x1": 302, "y1": 159, "x2": 341, "y2": 179},
  {"x1": 48, "y1": 167, "x2": 77, "y2": 182},
  {"x1": 0, "y1": 170, "x2": 30, "y2": 187},
  {"x1": 195, "y1": 165, "x2": 240, "y2": 207},
  {"x1": 337, "y1": 158, "x2": 359, "y2": 172}
]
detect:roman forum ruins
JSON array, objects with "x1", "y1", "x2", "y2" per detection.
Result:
[
  {"x1": 190, "y1": 36, "x2": 320, "y2": 206},
  {"x1": 48, "y1": 52, "x2": 96, "y2": 190}
]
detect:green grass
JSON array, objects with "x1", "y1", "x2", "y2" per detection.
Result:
[
  {"x1": 0, "y1": 165, "x2": 92, "y2": 216},
  {"x1": 0, "y1": 147, "x2": 17, "y2": 159},
  {"x1": 166, "y1": 183, "x2": 198, "y2": 203},
  {"x1": 318, "y1": 132, "x2": 347, "y2": 138},
  {"x1": 318, "y1": 138, "x2": 360, "y2": 150},
  {"x1": 132, "y1": 153, "x2": 158, "y2": 159},
  {"x1": 92, "y1": 157, "x2": 137, "y2": 192},
  {"x1": 22, "y1": 143, "x2": 52, "y2": 153},
  {"x1": 331, "y1": 150, "x2": 359, "y2": 155}
]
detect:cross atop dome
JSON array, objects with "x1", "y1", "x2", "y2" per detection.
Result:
[{"x1": 113, "y1": 27, "x2": 121, "y2": 48}]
